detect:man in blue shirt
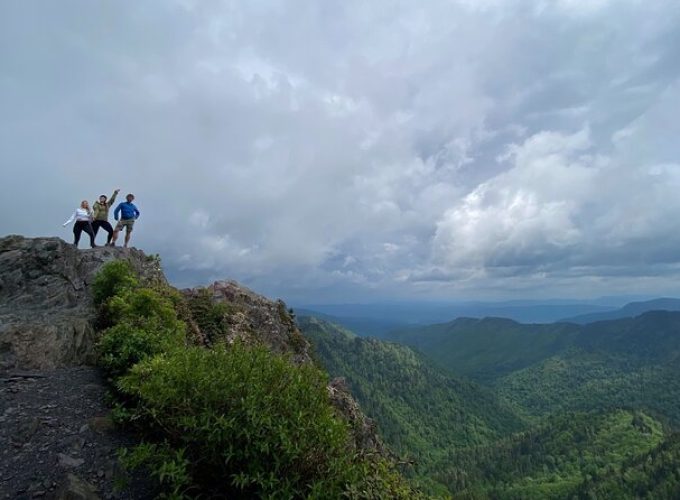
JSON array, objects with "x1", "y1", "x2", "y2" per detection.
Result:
[{"x1": 111, "y1": 193, "x2": 140, "y2": 248}]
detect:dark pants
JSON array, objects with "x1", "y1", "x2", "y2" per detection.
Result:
[
  {"x1": 92, "y1": 220, "x2": 114, "y2": 244},
  {"x1": 73, "y1": 221, "x2": 96, "y2": 248}
]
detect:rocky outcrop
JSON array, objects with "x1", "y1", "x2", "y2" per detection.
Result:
[
  {"x1": 182, "y1": 280, "x2": 313, "y2": 364},
  {"x1": 328, "y1": 377, "x2": 387, "y2": 456},
  {"x1": 0, "y1": 235, "x2": 164, "y2": 370},
  {"x1": 1, "y1": 235, "x2": 387, "y2": 468}
]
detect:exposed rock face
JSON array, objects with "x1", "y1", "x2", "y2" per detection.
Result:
[
  {"x1": 0, "y1": 235, "x2": 164, "y2": 370},
  {"x1": 182, "y1": 280, "x2": 313, "y2": 364},
  {"x1": 328, "y1": 377, "x2": 387, "y2": 456}
]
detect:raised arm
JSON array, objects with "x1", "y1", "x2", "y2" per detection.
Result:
[
  {"x1": 107, "y1": 189, "x2": 119, "y2": 207},
  {"x1": 63, "y1": 210, "x2": 76, "y2": 226}
]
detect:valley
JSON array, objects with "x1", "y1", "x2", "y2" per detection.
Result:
[{"x1": 298, "y1": 308, "x2": 680, "y2": 498}]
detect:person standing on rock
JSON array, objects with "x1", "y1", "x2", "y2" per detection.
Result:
[
  {"x1": 63, "y1": 200, "x2": 97, "y2": 248},
  {"x1": 92, "y1": 188, "x2": 120, "y2": 246},
  {"x1": 111, "y1": 193, "x2": 140, "y2": 248}
]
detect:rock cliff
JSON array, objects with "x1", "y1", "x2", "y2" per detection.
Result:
[
  {"x1": 182, "y1": 280, "x2": 312, "y2": 364},
  {"x1": 0, "y1": 235, "x2": 164, "y2": 370}
]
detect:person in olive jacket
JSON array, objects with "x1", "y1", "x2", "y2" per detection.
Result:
[{"x1": 92, "y1": 188, "x2": 119, "y2": 246}]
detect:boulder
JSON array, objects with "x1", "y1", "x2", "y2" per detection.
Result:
[
  {"x1": 182, "y1": 280, "x2": 313, "y2": 364},
  {"x1": 0, "y1": 235, "x2": 165, "y2": 370},
  {"x1": 55, "y1": 473, "x2": 99, "y2": 500}
]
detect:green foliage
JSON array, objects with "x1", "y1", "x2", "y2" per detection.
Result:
[
  {"x1": 185, "y1": 289, "x2": 236, "y2": 342},
  {"x1": 344, "y1": 457, "x2": 429, "y2": 500},
  {"x1": 302, "y1": 313, "x2": 680, "y2": 498},
  {"x1": 117, "y1": 342, "x2": 398, "y2": 498},
  {"x1": 577, "y1": 432, "x2": 680, "y2": 499},
  {"x1": 496, "y1": 348, "x2": 680, "y2": 425},
  {"x1": 300, "y1": 316, "x2": 524, "y2": 495},
  {"x1": 389, "y1": 317, "x2": 580, "y2": 383},
  {"x1": 92, "y1": 260, "x2": 139, "y2": 305},
  {"x1": 98, "y1": 287, "x2": 186, "y2": 378},
  {"x1": 443, "y1": 410, "x2": 665, "y2": 499},
  {"x1": 119, "y1": 443, "x2": 191, "y2": 499}
]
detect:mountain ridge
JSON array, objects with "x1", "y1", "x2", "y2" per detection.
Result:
[{"x1": 561, "y1": 297, "x2": 680, "y2": 324}]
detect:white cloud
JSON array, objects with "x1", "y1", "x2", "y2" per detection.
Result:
[{"x1": 1, "y1": 0, "x2": 680, "y2": 301}]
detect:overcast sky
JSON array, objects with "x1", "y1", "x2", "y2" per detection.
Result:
[{"x1": 2, "y1": 0, "x2": 680, "y2": 303}]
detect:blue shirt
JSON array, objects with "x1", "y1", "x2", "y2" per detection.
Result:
[{"x1": 114, "y1": 202, "x2": 140, "y2": 221}]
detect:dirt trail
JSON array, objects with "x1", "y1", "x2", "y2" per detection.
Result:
[{"x1": 0, "y1": 367, "x2": 154, "y2": 499}]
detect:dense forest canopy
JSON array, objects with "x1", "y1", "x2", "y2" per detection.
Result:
[{"x1": 300, "y1": 312, "x2": 680, "y2": 498}]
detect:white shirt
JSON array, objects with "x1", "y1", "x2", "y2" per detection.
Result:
[{"x1": 63, "y1": 208, "x2": 93, "y2": 226}]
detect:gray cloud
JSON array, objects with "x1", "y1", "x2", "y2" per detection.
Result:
[{"x1": 2, "y1": 0, "x2": 680, "y2": 302}]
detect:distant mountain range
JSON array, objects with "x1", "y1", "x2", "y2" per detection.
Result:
[
  {"x1": 296, "y1": 297, "x2": 680, "y2": 339},
  {"x1": 560, "y1": 297, "x2": 680, "y2": 324},
  {"x1": 294, "y1": 300, "x2": 618, "y2": 334},
  {"x1": 388, "y1": 310, "x2": 680, "y2": 425}
]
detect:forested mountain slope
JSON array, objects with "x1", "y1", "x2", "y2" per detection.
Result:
[
  {"x1": 298, "y1": 316, "x2": 525, "y2": 493},
  {"x1": 442, "y1": 410, "x2": 671, "y2": 499},
  {"x1": 389, "y1": 311, "x2": 680, "y2": 425},
  {"x1": 388, "y1": 317, "x2": 580, "y2": 382},
  {"x1": 301, "y1": 313, "x2": 680, "y2": 498},
  {"x1": 390, "y1": 311, "x2": 680, "y2": 378},
  {"x1": 576, "y1": 431, "x2": 680, "y2": 499}
]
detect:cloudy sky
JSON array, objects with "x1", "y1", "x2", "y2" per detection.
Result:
[{"x1": 2, "y1": 0, "x2": 680, "y2": 303}]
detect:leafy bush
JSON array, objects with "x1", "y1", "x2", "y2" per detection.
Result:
[
  {"x1": 98, "y1": 286, "x2": 186, "y2": 378},
  {"x1": 185, "y1": 289, "x2": 236, "y2": 342},
  {"x1": 98, "y1": 319, "x2": 185, "y2": 379},
  {"x1": 92, "y1": 260, "x2": 138, "y2": 305},
  {"x1": 106, "y1": 287, "x2": 183, "y2": 330},
  {"x1": 118, "y1": 343, "x2": 361, "y2": 498},
  {"x1": 119, "y1": 443, "x2": 191, "y2": 498}
]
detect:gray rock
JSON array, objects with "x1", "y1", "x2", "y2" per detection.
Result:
[
  {"x1": 87, "y1": 416, "x2": 114, "y2": 435},
  {"x1": 55, "y1": 473, "x2": 99, "y2": 500},
  {"x1": 328, "y1": 377, "x2": 387, "y2": 456},
  {"x1": 16, "y1": 417, "x2": 41, "y2": 444},
  {"x1": 182, "y1": 280, "x2": 313, "y2": 364},
  {"x1": 0, "y1": 235, "x2": 165, "y2": 370},
  {"x1": 57, "y1": 453, "x2": 85, "y2": 468}
]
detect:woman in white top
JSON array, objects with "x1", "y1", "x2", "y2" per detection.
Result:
[{"x1": 63, "y1": 200, "x2": 97, "y2": 248}]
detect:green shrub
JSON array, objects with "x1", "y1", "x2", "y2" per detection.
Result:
[
  {"x1": 98, "y1": 287, "x2": 186, "y2": 378},
  {"x1": 92, "y1": 260, "x2": 138, "y2": 305},
  {"x1": 344, "y1": 458, "x2": 428, "y2": 500},
  {"x1": 119, "y1": 443, "x2": 192, "y2": 499},
  {"x1": 98, "y1": 320, "x2": 185, "y2": 379},
  {"x1": 107, "y1": 288, "x2": 182, "y2": 329},
  {"x1": 118, "y1": 343, "x2": 363, "y2": 498},
  {"x1": 185, "y1": 289, "x2": 236, "y2": 342}
]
